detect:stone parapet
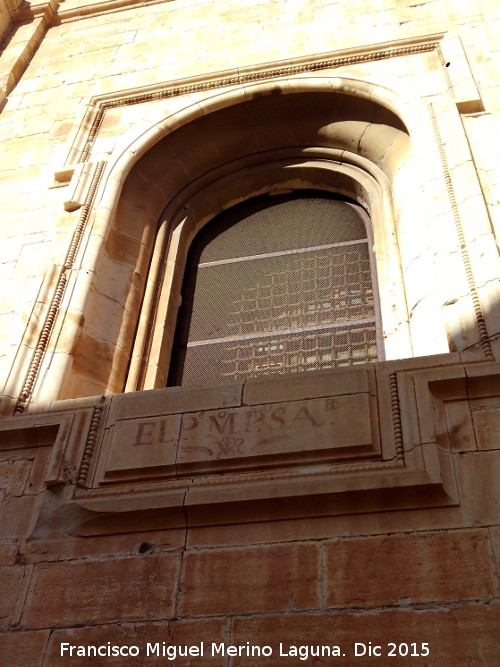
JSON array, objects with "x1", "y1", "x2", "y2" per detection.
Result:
[{"x1": 0, "y1": 355, "x2": 497, "y2": 540}]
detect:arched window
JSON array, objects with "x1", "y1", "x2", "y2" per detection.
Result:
[{"x1": 168, "y1": 191, "x2": 383, "y2": 386}]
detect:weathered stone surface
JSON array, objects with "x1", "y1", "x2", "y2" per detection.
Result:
[
  {"x1": 22, "y1": 555, "x2": 180, "y2": 628},
  {"x1": 105, "y1": 414, "x2": 181, "y2": 477},
  {"x1": 109, "y1": 384, "x2": 242, "y2": 422},
  {"x1": 455, "y1": 450, "x2": 500, "y2": 526},
  {"x1": 488, "y1": 525, "x2": 500, "y2": 572},
  {"x1": 0, "y1": 0, "x2": 499, "y2": 661},
  {"x1": 23, "y1": 529, "x2": 187, "y2": 564},
  {"x1": 0, "y1": 496, "x2": 40, "y2": 539},
  {"x1": 46, "y1": 618, "x2": 228, "y2": 666},
  {"x1": 0, "y1": 460, "x2": 31, "y2": 496},
  {"x1": 0, "y1": 541, "x2": 18, "y2": 566},
  {"x1": 472, "y1": 409, "x2": 500, "y2": 450},
  {"x1": 0, "y1": 630, "x2": 50, "y2": 667},
  {"x1": 231, "y1": 602, "x2": 500, "y2": 665},
  {"x1": 177, "y1": 394, "x2": 375, "y2": 470},
  {"x1": 325, "y1": 529, "x2": 496, "y2": 608},
  {"x1": 0, "y1": 565, "x2": 28, "y2": 627},
  {"x1": 243, "y1": 366, "x2": 373, "y2": 405},
  {"x1": 443, "y1": 399, "x2": 476, "y2": 451},
  {"x1": 179, "y1": 544, "x2": 319, "y2": 615}
]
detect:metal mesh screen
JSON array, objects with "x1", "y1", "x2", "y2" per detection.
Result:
[{"x1": 169, "y1": 193, "x2": 379, "y2": 386}]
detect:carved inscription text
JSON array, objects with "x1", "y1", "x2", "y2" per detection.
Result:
[{"x1": 105, "y1": 394, "x2": 374, "y2": 477}]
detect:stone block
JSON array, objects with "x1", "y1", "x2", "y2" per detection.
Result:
[
  {"x1": 409, "y1": 295, "x2": 450, "y2": 356},
  {"x1": 413, "y1": 366, "x2": 468, "y2": 446},
  {"x1": 108, "y1": 383, "x2": 242, "y2": 423},
  {"x1": 490, "y1": 526, "x2": 500, "y2": 576},
  {"x1": 25, "y1": 446, "x2": 52, "y2": 494},
  {"x1": 177, "y1": 394, "x2": 376, "y2": 473},
  {"x1": 23, "y1": 529, "x2": 186, "y2": 564},
  {"x1": 103, "y1": 227, "x2": 143, "y2": 268},
  {"x1": 231, "y1": 602, "x2": 500, "y2": 665},
  {"x1": 104, "y1": 413, "x2": 181, "y2": 479},
  {"x1": 465, "y1": 364, "x2": 500, "y2": 398},
  {"x1": 46, "y1": 618, "x2": 227, "y2": 666},
  {"x1": 0, "y1": 565, "x2": 27, "y2": 627},
  {"x1": 0, "y1": 630, "x2": 50, "y2": 667},
  {"x1": 0, "y1": 460, "x2": 31, "y2": 496},
  {"x1": 472, "y1": 409, "x2": 500, "y2": 450},
  {"x1": 325, "y1": 529, "x2": 496, "y2": 608},
  {"x1": 0, "y1": 496, "x2": 40, "y2": 539},
  {"x1": 22, "y1": 555, "x2": 180, "y2": 628},
  {"x1": 456, "y1": 450, "x2": 500, "y2": 526},
  {"x1": 179, "y1": 543, "x2": 319, "y2": 616},
  {"x1": 71, "y1": 329, "x2": 122, "y2": 388},
  {"x1": 243, "y1": 366, "x2": 373, "y2": 405},
  {"x1": 443, "y1": 399, "x2": 476, "y2": 451},
  {"x1": 0, "y1": 541, "x2": 18, "y2": 566},
  {"x1": 0, "y1": 419, "x2": 39, "y2": 450}
]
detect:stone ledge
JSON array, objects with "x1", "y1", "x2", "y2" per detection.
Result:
[{"x1": 2, "y1": 358, "x2": 499, "y2": 539}]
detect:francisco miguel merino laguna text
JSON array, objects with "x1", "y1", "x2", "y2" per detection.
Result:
[{"x1": 60, "y1": 641, "x2": 345, "y2": 660}]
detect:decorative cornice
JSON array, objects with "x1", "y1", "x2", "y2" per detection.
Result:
[
  {"x1": 183, "y1": 459, "x2": 400, "y2": 488},
  {"x1": 78, "y1": 34, "x2": 444, "y2": 162},
  {"x1": 55, "y1": 0, "x2": 172, "y2": 22},
  {"x1": 11, "y1": 0, "x2": 58, "y2": 21},
  {"x1": 1, "y1": 0, "x2": 56, "y2": 100},
  {"x1": 10, "y1": 0, "x2": 164, "y2": 22},
  {"x1": 435, "y1": 41, "x2": 453, "y2": 95}
]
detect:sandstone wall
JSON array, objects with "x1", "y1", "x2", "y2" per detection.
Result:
[
  {"x1": 0, "y1": 356, "x2": 499, "y2": 664},
  {"x1": 0, "y1": 0, "x2": 499, "y2": 664}
]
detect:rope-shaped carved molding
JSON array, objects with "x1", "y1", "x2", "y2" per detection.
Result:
[
  {"x1": 15, "y1": 272, "x2": 68, "y2": 411},
  {"x1": 428, "y1": 104, "x2": 493, "y2": 360},
  {"x1": 14, "y1": 161, "x2": 106, "y2": 414},
  {"x1": 389, "y1": 372, "x2": 404, "y2": 462},
  {"x1": 77, "y1": 397, "x2": 105, "y2": 488},
  {"x1": 81, "y1": 40, "x2": 437, "y2": 162}
]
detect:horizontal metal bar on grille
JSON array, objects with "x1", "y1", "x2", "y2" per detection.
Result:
[
  {"x1": 198, "y1": 238, "x2": 369, "y2": 268},
  {"x1": 186, "y1": 319, "x2": 377, "y2": 347}
]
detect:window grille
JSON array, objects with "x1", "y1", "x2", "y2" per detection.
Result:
[{"x1": 168, "y1": 193, "x2": 381, "y2": 386}]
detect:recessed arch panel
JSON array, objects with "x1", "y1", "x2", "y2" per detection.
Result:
[{"x1": 54, "y1": 78, "x2": 452, "y2": 398}]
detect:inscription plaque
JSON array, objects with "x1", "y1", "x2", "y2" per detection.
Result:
[
  {"x1": 178, "y1": 394, "x2": 373, "y2": 467},
  {"x1": 104, "y1": 393, "x2": 375, "y2": 480}
]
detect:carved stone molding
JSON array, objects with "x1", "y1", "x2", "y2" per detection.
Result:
[
  {"x1": 428, "y1": 103, "x2": 493, "y2": 361},
  {"x1": 7, "y1": 356, "x2": 500, "y2": 541},
  {"x1": 75, "y1": 34, "x2": 444, "y2": 164},
  {"x1": 13, "y1": 161, "x2": 106, "y2": 414},
  {"x1": 389, "y1": 372, "x2": 404, "y2": 462},
  {"x1": 55, "y1": 31, "x2": 484, "y2": 169},
  {"x1": 77, "y1": 396, "x2": 106, "y2": 488},
  {"x1": 72, "y1": 359, "x2": 469, "y2": 532},
  {"x1": 0, "y1": 408, "x2": 92, "y2": 488}
]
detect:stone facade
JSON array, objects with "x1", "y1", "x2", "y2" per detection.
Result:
[{"x1": 0, "y1": 0, "x2": 499, "y2": 664}]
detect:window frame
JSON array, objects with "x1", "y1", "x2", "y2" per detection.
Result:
[
  {"x1": 168, "y1": 192, "x2": 385, "y2": 386},
  {"x1": 125, "y1": 149, "x2": 410, "y2": 391}
]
